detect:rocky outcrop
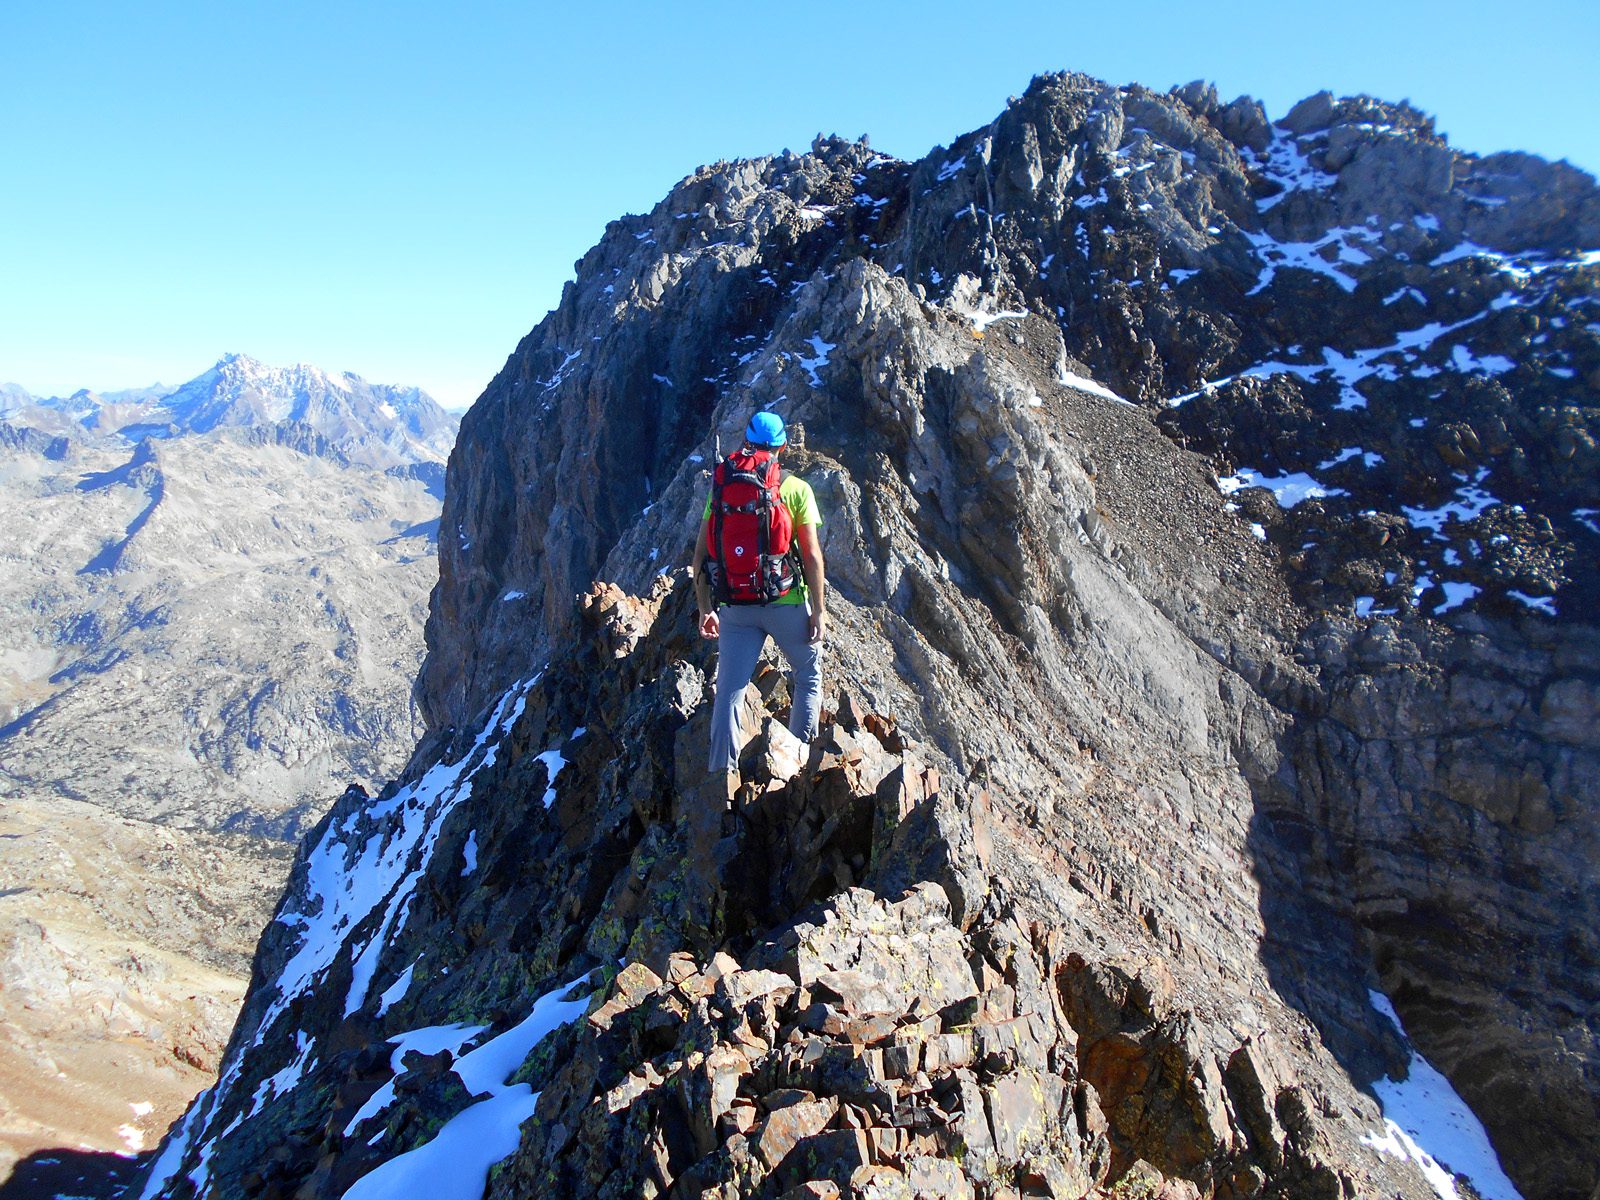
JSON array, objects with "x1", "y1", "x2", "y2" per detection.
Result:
[
  {"x1": 136, "y1": 72, "x2": 1596, "y2": 1200},
  {"x1": 0, "y1": 420, "x2": 71, "y2": 459},
  {"x1": 1294, "y1": 616, "x2": 1599, "y2": 1200}
]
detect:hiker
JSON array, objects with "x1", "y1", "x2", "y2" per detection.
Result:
[{"x1": 692, "y1": 411, "x2": 826, "y2": 778}]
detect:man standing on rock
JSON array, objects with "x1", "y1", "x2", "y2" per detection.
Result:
[{"x1": 692, "y1": 411, "x2": 827, "y2": 781}]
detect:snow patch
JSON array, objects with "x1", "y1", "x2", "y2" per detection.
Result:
[
  {"x1": 1317, "y1": 447, "x2": 1384, "y2": 469},
  {"x1": 796, "y1": 336, "x2": 835, "y2": 388},
  {"x1": 1361, "y1": 992, "x2": 1525, "y2": 1200},
  {"x1": 1252, "y1": 127, "x2": 1338, "y2": 211},
  {"x1": 1244, "y1": 225, "x2": 1378, "y2": 295},
  {"x1": 1449, "y1": 344, "x2": 1515, "y2": 375},
  {"x1": 1402, "y1": 469, "x2": 1500, "y2": 537},
  {"x1": 247, "y1": 1031, "x2": 315, "y2": 1118},
  {"x1": 964, "y1": 308, "x2": 1028, "y2": 333},
  {"x1": 1429, "y1": 241, "x2": 1600, "y2": 282},
  {"x1": 1508, "y1": 590, "x2": 1557, "y2": 615},
  {"x1": 340, "y1": 980, "x2": 591, "y2": 1200},
  {"x1": 1435, "y1": 581, "x2": 1479, "y2": 613},
  {"x1": 344, "y1": 1023, "x2": 489, "y2": 1138},
  {"x1": 1217, "y1": 469, "x2": 1346, "y2": 508},
  {"x1": 1166, "y1": 303, "x2": 1503, "y2": 409},
  {"x1": 539, "y1": 350, "x2": 582, "y2": 392},
  {"x1": 536, "y1": 726, "x2": 588, "y2": 810},
  {"x1": 377, "y1": 959, "x2": 418, "y2": 1017},
  {"x1": 1056, "y1": 364, "x2": 1133, "y2": 406}
]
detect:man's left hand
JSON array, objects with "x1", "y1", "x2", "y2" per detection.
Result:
[{"x1": 808, "y1": 610, "x2": 827, "y2": 645}]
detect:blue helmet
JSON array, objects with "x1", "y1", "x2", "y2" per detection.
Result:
[{"x1": 745, "y1": 411, "x2": 787, "y2": 448}]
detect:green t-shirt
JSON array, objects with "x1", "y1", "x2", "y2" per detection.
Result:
[{"x1": 703, "y1": 473, "x2": 821, "y2": 606}]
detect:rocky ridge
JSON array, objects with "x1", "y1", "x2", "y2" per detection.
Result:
[{"x1": 137, "y1": 74, "x2": 1595, "y2": 1200}]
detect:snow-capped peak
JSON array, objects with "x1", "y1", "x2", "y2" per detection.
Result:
[{"x1": 4, "y1": 355, "x2": 459, "y2": 468}]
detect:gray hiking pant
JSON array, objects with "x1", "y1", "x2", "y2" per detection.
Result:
[{"x1": 708, "y1": 603, "x2": 821, "y2": 773}]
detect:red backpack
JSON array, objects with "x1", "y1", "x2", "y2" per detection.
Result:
[{"x1": 705, "y1": 447, "x2": 800, "y2": 605}]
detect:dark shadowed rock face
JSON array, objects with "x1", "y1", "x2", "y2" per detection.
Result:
[{"x1": 137, "y1": 73, "x2": 1596, "y2": 1200}]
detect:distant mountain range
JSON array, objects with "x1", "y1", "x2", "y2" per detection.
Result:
[
  {"x1": 0, "y1": 353, "x2": 459, "y2": 469},
  {"x1": 0, "y1": 354, "x2": 461, "y2": 1180}
]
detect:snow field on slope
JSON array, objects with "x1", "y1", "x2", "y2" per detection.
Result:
[
  {"x1": 1361, "y1": 992, "x2": 1525, "y2": 1200},
  {"x1": 136, "y1": 1090, "x2": 210, "y2": 1200},
  {"x1": 343, "y1": 1023, "x2": 488, "y2": 1137},
  {"x1": 138, "y1": 672, "x2": 542, "y2": 1199},
  {"x1": 293, "y1": 672, "x2": 534, "y2": 1026},
  {"x1": 339, "y1": 980, "x2": 591, "y2": 1200}
]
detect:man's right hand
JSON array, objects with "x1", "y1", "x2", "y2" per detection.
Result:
[
  {"x1": 808, "y1": 609, "x2": 827, "y2": 645},
  {"x1": 699, "y1": 609, "x2": 720, "y2": 639}
]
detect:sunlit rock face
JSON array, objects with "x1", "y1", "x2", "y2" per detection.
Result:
[{"x1": 136, "y1": 73, "x2": 1596, "y2": 1200}]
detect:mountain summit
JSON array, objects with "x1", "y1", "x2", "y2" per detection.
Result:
[
  {"x1": 3, "y1": 354, "x2": 459, "y2": 469},
  {"x1": 151, "y1": 353, "x2": 458, "y2": 466},
  {"x1": 134, "y1": 73, "x2": 1597, "y2": 1200}
]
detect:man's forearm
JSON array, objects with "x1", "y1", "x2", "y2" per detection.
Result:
[{"x1": 802, "y1": 554, "x2": 825, "y2": 615}]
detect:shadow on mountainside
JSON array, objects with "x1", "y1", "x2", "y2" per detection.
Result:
[
  {"x1": 1251, "y1": 612, "x2": 1600, "y2": 1200},
  {"x1": 0, "y1": 1147, "x2": 147, "y2": 1200}
]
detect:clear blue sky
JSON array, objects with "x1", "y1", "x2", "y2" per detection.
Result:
[{"x1": 3, "y1": 0, "x2": 1597, "y2": 410}]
